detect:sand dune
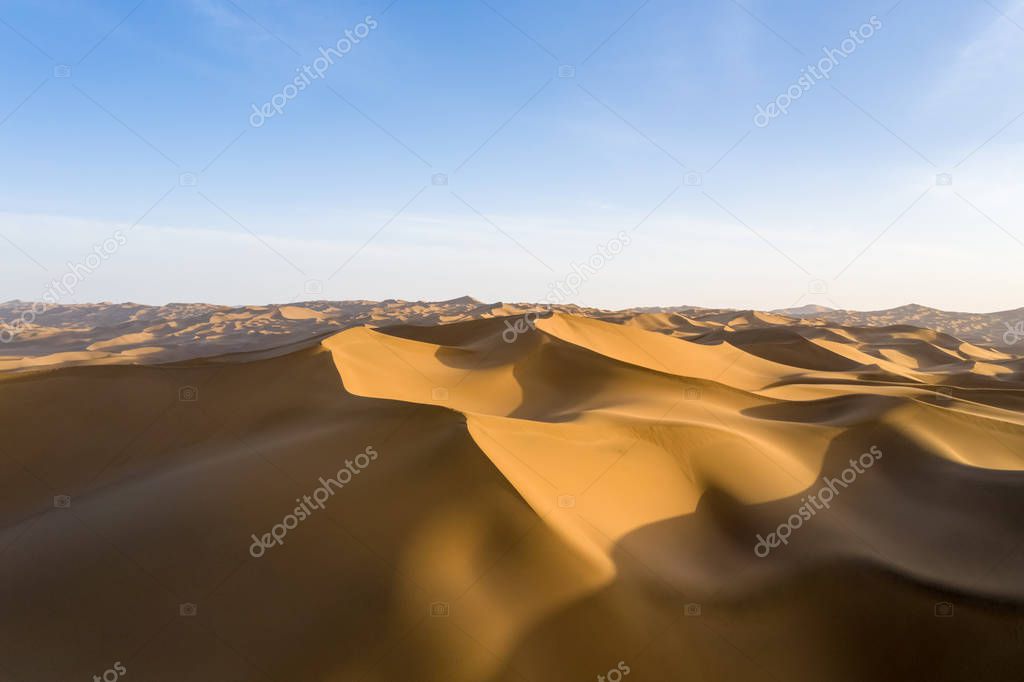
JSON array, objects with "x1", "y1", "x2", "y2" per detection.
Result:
[
  {"x1": 1, "y1": 299, "x2": 1023, "y2": 680},
  {"x1": 778, "y1": 302, "x2": 1024, "y2": 349}
]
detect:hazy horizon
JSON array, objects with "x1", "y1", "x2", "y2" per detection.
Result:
[{"x1": 2, "y1": 295, "x2": 1024, "y2": 316}]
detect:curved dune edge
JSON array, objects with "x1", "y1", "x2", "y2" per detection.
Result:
[
  {"x1": 319, "y1": 317, "x2": 838, "y2": 675},
  {"x1": 321, "y1": 313, "x2": 1024, "y2": 601},
  {"x1": 317, "y1": 313, "x2": 1024, "y2": 679},
  {"x1": 316, "y1": 313, "x2": 1024, "y2": 680},
  {"x1": 2, "y1": 306, "x2": 1023, "y2": 680}
]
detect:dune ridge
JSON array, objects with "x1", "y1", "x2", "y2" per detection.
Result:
[
  {"x1": 1, "y1": 301, "x2": 1023, "y2": 680},
  {"x1": 1, "y1": 297, "x2": 1021, "y2": 375}
]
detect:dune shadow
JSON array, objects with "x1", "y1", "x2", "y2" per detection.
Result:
[{"x1": 487, "y1": 422, "x2": 1024, "y2": 681}]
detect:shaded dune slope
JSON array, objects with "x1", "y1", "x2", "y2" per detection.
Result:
[{"x1": 2, "y1": 311, "x2": 1023, "y2": 680}]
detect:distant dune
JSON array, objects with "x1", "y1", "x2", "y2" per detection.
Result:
[
  {"x1": 774, "y1": 302, "x2": 1024, "y2": 348},
  {"x1": 1, "y1": 298, "x2": 1022, "y2": 372},
  {"x1": 1, "y1": 299, "x2": 1023, "y2": 680}
]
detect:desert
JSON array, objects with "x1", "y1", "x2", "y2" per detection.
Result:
[
  {"x1": 1, "y1": 299, "x2": 1023, "y2": 680},
  {"x1": 4, "y1": 1, "x2": 1023, "y2": 679}
]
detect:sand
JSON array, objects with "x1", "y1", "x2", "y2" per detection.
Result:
[{"x1": 1, "y1": 299, "x2": 1022, "y2": 681}]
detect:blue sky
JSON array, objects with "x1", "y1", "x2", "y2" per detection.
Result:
[{"x1": 1, "y1": 0, "x2": 1022, "y2": 311}]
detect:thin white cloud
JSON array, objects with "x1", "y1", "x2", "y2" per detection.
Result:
[{"x1": 933, "y1": 0, "x2": 1024, "y2": 99}]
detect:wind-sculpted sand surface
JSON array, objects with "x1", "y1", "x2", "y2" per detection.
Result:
[{"x1": 1, "y1": 299, "x2": 1023, "y2": 681}]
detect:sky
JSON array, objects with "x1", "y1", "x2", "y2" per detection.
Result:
[{"x1": 0, "y1": 0, "x2": 1022, "y2": 312}]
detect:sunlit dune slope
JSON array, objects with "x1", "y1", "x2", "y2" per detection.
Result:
[{"x1": 1, "y1": 306, "x2": 1023, "y2": 681}]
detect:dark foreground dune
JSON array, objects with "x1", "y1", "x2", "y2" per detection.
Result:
[{"x1": 1, "y1": 300, "x2": 1023, "y2": 681}]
